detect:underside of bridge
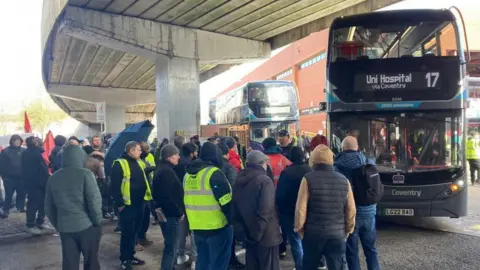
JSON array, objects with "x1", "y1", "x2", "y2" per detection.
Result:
[{"x1": 42, "y1": 0, "x2": 402, "y2": 136}]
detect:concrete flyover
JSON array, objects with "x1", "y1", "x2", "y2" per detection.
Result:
[{"x1": 41, "y1": 0, "x2": 401, "y2": 138}]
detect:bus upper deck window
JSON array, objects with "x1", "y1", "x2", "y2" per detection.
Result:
[{"x1": 335, "y1": 42, "x2": 363, "y2": 61}]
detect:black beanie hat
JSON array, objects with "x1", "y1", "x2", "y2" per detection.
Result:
[
  {"x1": 225, "y1": 137, "x2": 235, "y2": 149},
  {"x1": 289, "y1": 146, "x2": 305, "y2": 164},
  {"x1": 217, "y1": 143, "x2": 229, "y2": 155},
  {"x1": 262, "y1": 137, "x2": 277, "y2": 150}
]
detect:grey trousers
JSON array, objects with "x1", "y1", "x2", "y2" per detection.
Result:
[
  {"x1": 60, "y1": 225, "x2": 102, "y2": 270},
  {"x1": 245, "y1": 244, "x2": 280, "y2": 270}
]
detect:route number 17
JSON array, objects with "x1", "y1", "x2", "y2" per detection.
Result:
[{"x1": 425, "y1": 72, "x2": 439, "y2": 88}]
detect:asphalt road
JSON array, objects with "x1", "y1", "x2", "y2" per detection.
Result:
[{"x1": 1, "y1": 186, "x2": 480, "y2": 269}]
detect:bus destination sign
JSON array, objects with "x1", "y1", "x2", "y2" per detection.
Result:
[{"x1": 354, "y1": 72, "x2": 441, "y2": 92}]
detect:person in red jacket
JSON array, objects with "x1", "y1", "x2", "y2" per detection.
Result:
[
  {"x1": 225, "y1": 137, "x2": 243, "y2": 172},
  {"x1": 261, "y1": 137, "x2": 291, "y2": 187},
  {"x1": 261, "y1": 137, "x2": 292, "y2": 259}
]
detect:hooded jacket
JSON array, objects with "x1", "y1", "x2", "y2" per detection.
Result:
[
  {"x1": 21, "y1": 137, "x2": 50, "y2": 189},
  {"x1": 185, "y1": 142, "x2": 232, "y2": 236},
  {"x1": 233, "y1": 164, "x2": 282, "y2": 247},
  {"x1": 49, "y1": 135, "x2": 66, "y2": 171},
  {"x1": 45, "y1": 145, "x2": 102, "y2": 233},
  {"x1": 0, "y1": 134, "x2": 24, "y2": 179},
  {"x1": 334, "y1": 150, "x2": 377, "y2": 218}
]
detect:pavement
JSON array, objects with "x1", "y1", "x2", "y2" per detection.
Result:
[{"x1": 1, "y1": 187, "x2": 480, "y2": 269}]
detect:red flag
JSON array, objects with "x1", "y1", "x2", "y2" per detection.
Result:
[
  {"x1": 24, "y1": 111, "x2": 32, "y2": 133},
  {"x1": 43, "y1": 131, "x2": 55, "y2": 173}
]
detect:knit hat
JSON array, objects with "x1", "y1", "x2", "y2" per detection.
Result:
[
  {"x1": 225, "y1": 137, "x2": 236, "y2": 149},
  {"x1": 310, "y1": 135, "x2": 328, "y2": 150},
  {"x1": 217, "y1": 142, "x2": 229, "y2": 155},
  {"x1": 262, "y1": 137, "x2": 277, "y2": 150},
  {"x1": 181, "y1": 143, "x2": 198, "y2": 156},
  {"x1": 309, "y1": 144, "x2": 334, "y2": 167},
  {"x1": 160, "y1": 144, "x2": 179, "y2": 160},
  {"x1": 247, "y1": 150, "x2": 269, "y2": 165},
  {"x1": 289, "y1": 146, "x2": 305, "y2": 164}
]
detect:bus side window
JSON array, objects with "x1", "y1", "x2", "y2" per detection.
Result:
[{"x1": 243, "y1": 86, "x2": 248, "y2": 104}]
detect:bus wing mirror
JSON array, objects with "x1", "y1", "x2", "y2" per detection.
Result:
[{"x1": 319, "y1": 102, "x2": 327, "y2": 111}]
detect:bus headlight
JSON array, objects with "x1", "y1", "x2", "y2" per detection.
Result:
[{"x1": 448, "y1": 179, "x2": 465, "y2": 194}]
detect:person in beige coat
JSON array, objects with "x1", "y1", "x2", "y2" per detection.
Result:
[{"x1": 294, "y1": 145, "x2": 356, "y2": 270}]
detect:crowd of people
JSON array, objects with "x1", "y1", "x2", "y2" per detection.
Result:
[{"x1": 0, "y1": 130, "x2": 381, "y2": 270}]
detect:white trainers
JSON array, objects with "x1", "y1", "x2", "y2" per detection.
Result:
[
  {"x1": 176, "y1": 254, "x2": 190, "y2": 265},
  {"x1": 27, "y1": 227, "x2": 42, "y2": 235},
  {"x1": 37, "y1": 223, "x2": 53, "y2": 230}
]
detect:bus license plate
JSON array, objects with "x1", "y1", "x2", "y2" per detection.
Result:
[{"x1": 385, "y1": 209, "x2": 414, "y2": 216}]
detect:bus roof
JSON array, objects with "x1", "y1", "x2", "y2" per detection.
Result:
[
  {"x1": 330, "y1": 9, "x2": 456, "y2": 29},
  {"x1": 212, "y1": 80, "x2": 294, "y2": 100}
]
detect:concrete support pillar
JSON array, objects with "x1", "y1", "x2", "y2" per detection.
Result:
[
  {"x1": 105, "y1": 104, "x2": 126, "y2": 133},
  {"x1": 155, "y1": 55, "x2": 200, "y2": 141}
]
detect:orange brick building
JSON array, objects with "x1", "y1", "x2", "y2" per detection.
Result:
[{"x1": 217, "y1": 30, "x2": 330, "y2": 136}]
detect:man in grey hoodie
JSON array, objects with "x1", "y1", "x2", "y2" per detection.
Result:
[{"x1": 45, "y1": 144, "x2": 103, "y2": 270}]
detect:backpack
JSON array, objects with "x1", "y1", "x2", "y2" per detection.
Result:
[{"x1": 351, "y1": 164, "x2": 384, "y2": 205}]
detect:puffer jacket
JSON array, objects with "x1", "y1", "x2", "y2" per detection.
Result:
[
  {"x1": 334, "y1": 150, "x2": 377, "y2": 218},
  {"x1": 0, "y1": 134, "x2": 25, "y2": 178}
]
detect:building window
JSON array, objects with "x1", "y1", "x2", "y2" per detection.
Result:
[
  {"x1": 276, "y1": 69, "x2": 293, "y2": 80},
  {"x1": 299, "y1": 52, "x2": 327, "y2": 69}
]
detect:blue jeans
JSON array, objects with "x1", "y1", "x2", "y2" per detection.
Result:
[
  {"x1": 346, "y1": 217, "x2": 380, "y2": 270},
  {"x1": 194, "y1": 226, "x2": 233, "y2": 270},
  {"x1": 279, "y1": 215, "x2": 303, "y2": 269},
  {"x1": 160, "y1": 217, "x2": 182, "y2": 270}
]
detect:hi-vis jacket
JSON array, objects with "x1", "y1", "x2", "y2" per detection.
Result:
[
  {"x1": 183, "y1": 166, "x2": 231, "y2": 230},
  {"x1": 115, "y1": 158, "x2": 153, "y2": 205},
  {"x1": 266, "y1": 153, "x2": 292, "y2": 186},
  {"x1": 466, "y1": 137, "x2": 480, "y2": 160}
]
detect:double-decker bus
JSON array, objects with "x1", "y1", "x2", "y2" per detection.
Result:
[
  {"x1": 208, "y1": 80, "x2": 299, "y2": 146},
  {"x1": 324, "y1": 9, "x2": 469, "y2": 218}
]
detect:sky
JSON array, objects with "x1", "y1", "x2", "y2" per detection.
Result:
[{"x1": 0, "y1": 0, "x2": 478, "y2": 122}]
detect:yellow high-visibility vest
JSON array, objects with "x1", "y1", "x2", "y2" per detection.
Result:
[
  {"x1": 466, "y1": 138, "x2": 479, "y2": 160},
  {"x1": 115, "y1": 159, "x2": 153, "y2": 205},
  {"x1": 144, "y1": 153, "x2": 155, "y2": 179},
  {"x1": 183, "y1": 167, "x2": 231, "y2": 230},
  {"x1": 145, "y1": 153, "x2": 155, "y2": 166}
]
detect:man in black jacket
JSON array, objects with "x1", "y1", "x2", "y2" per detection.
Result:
[
  {"x1": 276, "y1": 146, "x2": 311, "y2": 270},
  {"x1": 0, "y1": 134, "x2": 26, "y2": 217},
  {"x1": 21, "y1": 136, "x2": 51, "y2": 235},
  {"x1": 218, "y1": 142, "x2": 245, "y2": 269},
  {"x1": 174, "y1": 143, "x2": 198, "y2": 181},
  {"x1": 49, "y1": 135, "x2": 66, "y2": 172},
  {"x1": 152, "y1": 144, "x2": 190, "y2": 269},
  {"x1": 217, "y1": 143, "x2": 237, "y2": 186},
  {"x1": 233, "y1": 150, "x2": 282, "y2": 270},
  {"x1": 110, "y1": 141, "x2": 151, "y2": 270}
]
